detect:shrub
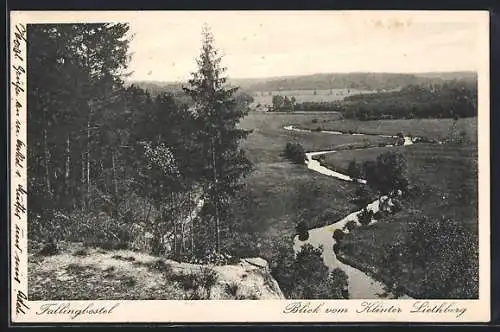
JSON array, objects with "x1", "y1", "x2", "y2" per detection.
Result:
[
  {"x1": 373, "y1": 210, "x2": 386, "y2": 220},
  {"x1": 38, "y1": 241, "x2": 59, "y2": 256},
  {"x1": 288, "y1": 244, "x2": 348, "y2": 299},
  {"x1": 225, "y1": 282, "x2": 239, "y2": 297},
  {"x1": 333, "y1": 229, "x2": 345, "y2": 243},
  {"x1": 284, "y1": 142, "x2": 306, "y2": 164},
  {"x1": 269, "y1": 239, "x2": 296, "y2": 296},
  {"x1": 346, "y1": 159, "x2": 362, "y2": 179},
  {"x1": 351, "y1": 185, "x2": 373, "y2": 210},
  {"x1": 295, "y1": 221, "x2": 308, "y2": 235},
  {"x1": 199, "y1": 266, "x2": 218, "y2": 293},
  {"x1": 391, "y1": 199, "x2": 403, "y2": 213},
  {"x1": 357, "y1": 208, "x2": 374, "y2": 226},
  {"x1": 344, "y1": 220, "x2": 357, "y2": 232},
  {"x1": 65, "y1": 210, "x2": 132, "y2": 250},
  {"x1": 363, "y1": 151, "x2": 409, "y2": 196},
  {"x1": 329, "y1": 268, "x2": 350, "y2": 299},
  {"x1": 149, "y1": 259, "x2": 173, "y2": 276},
  {"x1": 73, "y1": 248, "x2": 88, "y2": 257},
  {"x1": 382, "y1": 216, "x2": 478, "y2": 299},
  {"x1": 298, "y1": 232, "x2": 309, "y2": 241},
  {"x1": 313, "y1": 127, "x2": 322, "y2": 132}
]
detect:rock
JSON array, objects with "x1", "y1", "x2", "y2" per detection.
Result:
[
  {"x1": 163, "y1": 257, "x2": 284, "y2": 300},
  {"x1": 241, "y1": 257, "x2": 269, "y2": 269}
]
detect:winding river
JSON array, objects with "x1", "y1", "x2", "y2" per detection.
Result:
[{"x1": 285, "y1": 124, "x2": 413, "y2": 299}]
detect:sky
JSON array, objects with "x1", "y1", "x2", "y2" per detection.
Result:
[{"x1": 123, "y1": 11, "x2": 483, "y2": 82}]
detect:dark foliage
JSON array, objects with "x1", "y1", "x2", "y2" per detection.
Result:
[
  {"x1": 382, "y1": 216, "x2": 479, "y2": 299},
  {"x1": 270, "y1": 241, "x2": 349, "y2": 299},
  {"x1": 284, "y1": 142, "x2": 306, "y2": 164}
]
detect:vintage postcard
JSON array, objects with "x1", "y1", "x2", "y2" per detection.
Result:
[{"x1": 9, "y1": 10, "x2": 490, "y2": 323}]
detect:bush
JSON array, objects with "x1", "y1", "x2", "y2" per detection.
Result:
[
  {"x1": 295, "y1": 221, "x2": 308, "y2": 235},
  {"x1": 60, "y1": 210, "x2": 132, "y2": 250},
  {"x1": 289, "y1": 244, "x2": 348, "y2": 299},
  {"x1": 311, "y1": 118, "x2": 318, "y2": 123},
  {"x1": 225, "y1": 282, "x2": 239, "y2": 297},
  {"x1": 313, "y1": 127, "x2": 322, "y2": 132},
  {"x1": 344, "y1": 220, "x2": 357, "y2": 232},
  {"x1": 270, "y1": 241, "x2": 348, "y2": 299},
  {"x1": 373, "y1": 210, "x2": 387, "y2": 220},
  {"x1": 351, "y1": 185, "x2": 373, "y2": 210},
  {"x1": 332, "y1": 229, "x2": 345, "y2": 242},
  {"x1": 346, "y1": 159, "x2": 362, "y2": 179},
  {"x1": 329, "y1": 268, "x2": 349, "y2": 299},
  {"x1": 382, "y1": 216, "x2": 478, "y2": 298},
  {"x1": 357, "y1": 208, "x2": 374, "y2": 226},
  {"x1": 298, "y1": 232, "x2": 310, "y2": 241},
  {"x1": 284, "y1": 142, "x2": 306, "y2": 164},
  {"x1": 391, "y1": 199, "x2": 403, "y2": 213},
  {"x1": 364, "y1": 151, "x2": 409, "y2": 196}
]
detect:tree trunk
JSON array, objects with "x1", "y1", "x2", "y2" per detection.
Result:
[
  {"x1": 81, "y1": 156, "x2": 85, "y2": 207},
  {"x1": 65, "y1": 134, "x2": 70, "y2": 194},
  {"x1": 190, "y1": 191, "x2": 194, "y2": 256},
  {"x1": 211, "y1": 137, "x2": 220, "y2": 254},
  {"x1": 86, "y1": 118, "x2": 91, "y2": 207},
  {"x1": 172, "y1": 192, "x2": 177, "y2": 259},
  {"x1": 179, "y1": 195, "x2": 185, "y2": 260},
  {"x1": 43, "y1": 128, "x2": 51, "y2": 197},
  {"x1": 111, "y1": 151, "x2": 119, "y2": 218}
]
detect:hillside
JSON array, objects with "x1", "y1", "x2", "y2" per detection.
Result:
[
  {"x1": 129, "y1": 71, "x2": 477, "y2": 95},
  {"x1": 29, "y1": 242, "x2": 284, "y2": 300}
]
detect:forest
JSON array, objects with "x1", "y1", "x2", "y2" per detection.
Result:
[
  {"x1": 27, "y1": 23, "x2": 254, "y2": 263},
  {"x1": 27, "y1": 23, "x2": 352, "y2": 300},
  {"x1": 271, "y1": 80, "x2": 477, "y2": 119},
  {"x1": 341, "y1": 80, "x2": 478, "y2": 120}
]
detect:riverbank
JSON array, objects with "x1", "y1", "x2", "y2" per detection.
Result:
[{"x1": 335, "y1": 248, "x2": 420, "y2": 299}]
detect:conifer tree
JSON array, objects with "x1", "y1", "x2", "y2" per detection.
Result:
[{"x1": 183, "y1": 25, "x2": 252, "y2": 255}]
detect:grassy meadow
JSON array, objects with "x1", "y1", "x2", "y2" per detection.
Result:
[
  {"x1": 235, "y1": 111, "x2": 478, "y2": 298},
  {"x1": 229, "y1": 111, "x2": 380, "y2": 259},
  {"x1": 250, "y1": 88, "x2": 380, "y2": 107},
  {"x1": 336, "y1": 143, "x2": 478, "y2": 297},
  {"x1": 299, "y1": 117, "x2": 478, "y2": 143}
]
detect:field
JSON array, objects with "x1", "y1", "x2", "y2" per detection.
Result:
[
  {"x1": 335, "y1": 143, "x2": 478, "y2": 297},
  {"x1": 240, "y1": 112, "x2": 390, "y2": 163},
  {"x1": 236, "y1": 111, "x2": 478, "y2": 298},
  {"x1": 298, "y1": 118, "x2": 478, "y2": 143},
  {"x1": 250, "y1": 88, "x2": 380, "y2": 108},
  {"x1": 229, "y1": 111, "x2": 384, "y2": 259}
]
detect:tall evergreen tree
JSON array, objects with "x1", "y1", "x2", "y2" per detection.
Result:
[{"x1": 183, "y1": 26, "x2": 252, "y2": 255}]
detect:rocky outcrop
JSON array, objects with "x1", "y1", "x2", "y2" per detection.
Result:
[{"x1": 28, "y1": 243, "x2": 284, "y2": 300}]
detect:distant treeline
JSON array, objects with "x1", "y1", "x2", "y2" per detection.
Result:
[
  {"x1": 241, "y1": 72, "x2": 477, "y2": 92},
  {"x1": 131, "y1": 81, "x2": 255, "y2": 107},
  {"x1": 292, "y1": 101, "x2": 343, "y2": 113},
  {"x1": 342, "y1": 79, "x2": 477, "y2": 120},
  {"x1": 289, "y1": 79, "x2": 477, "y2": 119}
]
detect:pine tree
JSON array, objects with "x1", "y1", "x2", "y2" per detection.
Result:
[{"x1": 183, "y1": 25, "x2": 253, "y2": 255}]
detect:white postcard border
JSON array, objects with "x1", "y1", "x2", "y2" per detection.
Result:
[{"x1": 9, "y1": 10, "x2": 491, "y2": 324}]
